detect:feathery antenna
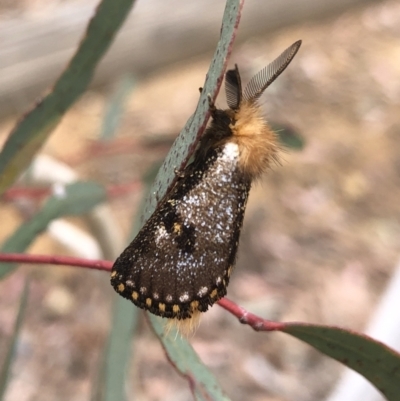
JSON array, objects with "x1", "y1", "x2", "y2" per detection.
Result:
[{"x1": 243, "y1": 40, "x2": 302, "y2": 103}]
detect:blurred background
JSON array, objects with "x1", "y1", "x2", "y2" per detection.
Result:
[{"x1": 0, "y1": 0, "x2": 400, "y2": 400}]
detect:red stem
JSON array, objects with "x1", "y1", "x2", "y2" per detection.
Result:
[
  {"x1": 0, "y1": 252, "x2": 111, "y2": 272},
  {"x1": 0, "y1": 252, "x2": 282, "y2": 331},
  {"x1": 217, "y1": 298, "x2": 284, "y2": 331}
]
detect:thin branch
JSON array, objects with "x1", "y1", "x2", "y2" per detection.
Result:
[
  {"x1": 0, "y1": 252, "x2": 111, "y2": 271},
  {"x1": 217, "y1": 298, "x2": 284, "y2": 331},
  {"x1": 3, "y1": 187, "x2": 50, "y2": 201},
  {"x1": 0, "y1": 252, "x2": 284, "y2": 332}
]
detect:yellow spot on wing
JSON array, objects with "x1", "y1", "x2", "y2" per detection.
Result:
[
  {"x1": 190, "y1": 300, "x2": 199, "y2": 311},
  {"x1": 172, "y1": 304, "x2": 180, "y2": 313},
  {"x1": 118, "y1": 283, "x2": 125, "y2": 292},
  {"x1": 173, "y1": 222, "x2": 182, "y2": 234},
  {"x1": 132, "y1": 291, "x2": 139, "y2": 300},
  {"x1": 146, "y1": 298, "x2": 152, "y2": 307},
  {"x1": 159, "y1": 303, "x2": 166, "y2": 312},
  {"x1": 210, "y1": 289, "x2": 218, "y2": 298},
  {"x1": 111, "y1": 271, "x2": 117, "y2": 278}
]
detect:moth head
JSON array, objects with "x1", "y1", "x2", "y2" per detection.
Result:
[{"x1": 225, "y1": 40, "x2": 302, "y2": 111}]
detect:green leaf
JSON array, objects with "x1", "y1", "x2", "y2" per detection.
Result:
[
  {"x1": 149, "y1": 315, "x2": 230, "y2": 401},
  {"x1": 143, "y1": 0, "x2": 244, "y2": 221},
  {"x1": 98, "y1": 296, "x2": 139, "y2": 401},
  {"x1": 0, "y1": 0, "x2": 137, "y2": 195},
  {"x1": 281, "y1": 323, "x2": 400, "y2": 400},
  {"x1": 0, "y1": 279, "x2": 29, "y2": 400},
  {"x1": 95, "y1": 164, "x2": 157, "y2": 401},
  {"x1": 0, "y1": 181, "x2": 106, "y2": 278}
]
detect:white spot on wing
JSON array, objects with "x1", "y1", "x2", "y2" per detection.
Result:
[
  {"x1": 197, "y1": 286, "x2": 208, "y2": 297},
  {"x1": 155, "y1": 225, "x2": 168, "y2": 246},
  {"x1": 179, "y1": 292, "x2": 189, "y2": 302}
]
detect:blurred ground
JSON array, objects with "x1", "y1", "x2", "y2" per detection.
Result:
[{"x1": 1, "y1": 0, "x2": 400, "y2": 401}]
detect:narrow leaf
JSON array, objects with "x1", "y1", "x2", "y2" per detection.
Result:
[
  {"x1": 0, "y1": 0, "x2": 137, "y2": 195},
  {"x1": 100, "y1": 297, "x2": 138, "y2": 401},
  {"x1": 96, "y1": 164, "x2": 157, "y2": 401},
  {"x1": 0, "y1": 279, "x2": 29, "y2": 400},
  {"x1": 282, "y1": 323, "x2": 400, "y2": 401},
  {"x1": 149, "y1": 315, "x2": 230, "y2": 401},
  {"x1": 143, "y1": 0, "x2": 245, "y2": 221}
]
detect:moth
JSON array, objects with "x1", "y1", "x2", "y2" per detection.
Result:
[{"x1": 111, "y1": 40, "x2": 301, "y2": 334}]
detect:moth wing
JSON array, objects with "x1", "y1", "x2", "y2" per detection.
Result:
[{"x1": 111, "y1": 149, "x2": 250, "y2": 319}]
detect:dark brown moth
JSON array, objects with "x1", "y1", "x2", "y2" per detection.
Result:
[{"x1": 111, "y1": 40, "x2": 301, "y2": 334}]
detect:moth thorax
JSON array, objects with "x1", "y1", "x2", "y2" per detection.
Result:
[{"x1": 231, "y1": 102, "x2": 280, "y2": 179}]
